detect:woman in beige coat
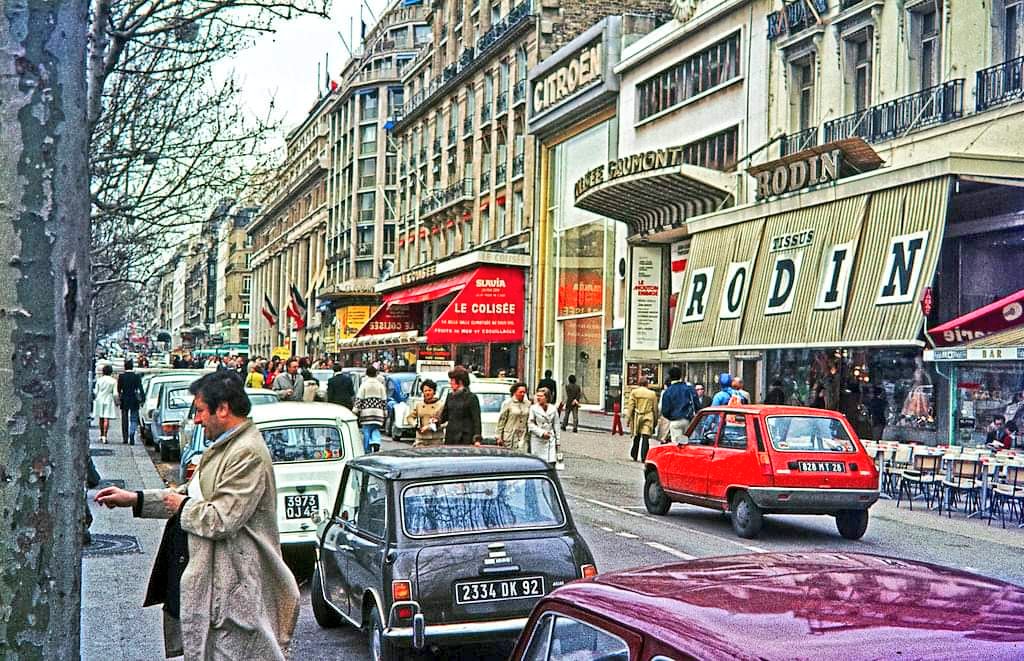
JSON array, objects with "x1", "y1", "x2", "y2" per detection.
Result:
[
  {"x1": 496, "y1": 382, "x2": 530, "y2": 452},
  {"x1": 97, "y1": 372, "x2": 299, "y2": 660}
]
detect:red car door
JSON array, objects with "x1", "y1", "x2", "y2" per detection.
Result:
[
  {"x1": 662, "y1": 412, "x2": 721, "y2": 496},
  {"x1": 707, "y1": 413, "x2": 760, "y2": 504}
]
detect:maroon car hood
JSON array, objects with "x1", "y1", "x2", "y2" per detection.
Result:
[{"x1": 550, "y1": 553, "x2": 1024, "y2": 660}]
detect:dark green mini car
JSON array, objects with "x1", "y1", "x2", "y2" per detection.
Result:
[{"x1": 311, "y1": 447, "x2": 597, "y2": 661}]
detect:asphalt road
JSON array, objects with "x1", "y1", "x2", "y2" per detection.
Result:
[{"x1": 150, "y1": 432, "x2": 1024, "y2": 660}]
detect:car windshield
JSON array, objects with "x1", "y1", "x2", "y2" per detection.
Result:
[
  {"x1": 248, "y1": 393, "x2": 279, "y2": 406},
  {"x1": 398, "y1": 378, "x2": 414, "y2": 396},
  {"x1": 765, "y1": 415, "x2": 857, "y2": 453},
  {"x1": 166, "y1": 387, "x2": 192, "y2": 409},
  {"x1": 403, "y1": 477, "x2": 564, "y2": 537},
  {"x1": 477, "y1": 392, "x2": 509, "y2": 413},
  {"x1": 260, "y1": 425, "x2": 344, "y2": 463}
]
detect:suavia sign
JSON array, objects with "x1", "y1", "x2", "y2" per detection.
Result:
[
  {"x1": 680, "y1": 230, "x2": 932, "y2": 323},
  {"x1": 753, "y1": 149, "x2": 842, "y2": 200},
  {"x1": 575, "y1": 145, "x2": 687, "y2": 199},
  {"x1": 533, "y1": 41, "x2": 603, "y2": 114}
]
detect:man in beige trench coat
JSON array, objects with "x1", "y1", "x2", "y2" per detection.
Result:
[{"x1": 96, "y1": 371, "x2": 299, "y2": 660}]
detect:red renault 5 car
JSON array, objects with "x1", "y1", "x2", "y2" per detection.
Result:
[{"x1": 643, "y1": 405, "x2": 879, "y2": 539}]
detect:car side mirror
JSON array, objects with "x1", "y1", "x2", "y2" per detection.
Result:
[{"x1": 675, "y1": 435, "x2": 689, "y2": 446}]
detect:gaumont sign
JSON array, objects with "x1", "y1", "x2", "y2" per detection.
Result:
[
  {"x1": 533, "y1": 41, "x2": 603, "y2": 115},
  {"x1": 575, "y1": 145, "x2": 688, "y2": 199},
  {"x1": 427, "y1": 266, "x2": 525, "y2": 344}
]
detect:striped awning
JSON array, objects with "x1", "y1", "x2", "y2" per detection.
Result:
[
  {"x1": 963, "y1": 326, "x2": 1024, "y2": 349},
  {"x1": 670, "y1": 176, "x2": 952, "y2": 353},
  {"x1": 575, "y1": 164, "x2": 735, "y2": 234}
]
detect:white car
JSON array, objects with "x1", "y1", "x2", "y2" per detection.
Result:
[
  {"x1": 391, "y1": 374, "x2": 516, "y2": 443},
  {"x1": 390, "y1": 372, "x2": 451, "y2": 440},
  {"x1": 140, "y1": 372, "x2": 205, "y2": 444},
  {"x1": 471, "y1": 380, "x2": 515, "y2": 444},
  {"x1": 180, "y1": 401, "x2": 364, "y2": 552}
]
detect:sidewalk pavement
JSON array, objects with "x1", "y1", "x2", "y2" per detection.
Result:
[{"x1": 81, "y1": 421, "x2": 170, "y2": 661}]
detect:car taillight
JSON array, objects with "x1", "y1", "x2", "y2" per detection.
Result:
[
  {"x1": 392, "y1": 580, "x2": 412, "y2": 602},
  {"x1": 758, "y1": 452, "x2": 773, "y2": 478},
  {"x1": 396, "y1": 606, "x2": 413, "y2": 619},
  {"x1": 161, "y1": 423, "x2": 179, "y2": 434},
  {"x1": 581, "y1": 564, "x2": 598, "y2": 579}
]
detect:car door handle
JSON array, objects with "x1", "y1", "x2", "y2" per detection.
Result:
[{"x1": 337, "y1": 545, "x2": 354, "y2": 552}]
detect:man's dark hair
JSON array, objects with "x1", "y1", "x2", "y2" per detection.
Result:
[
  {"x1": 333, "y1": 363, "x2": 343, "y2": 372},
  {"x1": 544, "y1": 369, "x2": 552, "y2": 378},
  {"x1": 510, "y1": 381, "x2": 528, "y2": 395},
  {"x1": 124, "y1": 359, "x2": 134, "y2": 370},
  {"x1": 102, "y1": 364, "x2": 113, "y2": 376},
  {"x1": 567, "y1": 374, "x2": 577, "y2": 384},
  {"x1": 449, "y1": 366, "x2": 471, "y2": 387},
  {"x1": 772, "y1": 379, "x2": 783, "y2": 387},
  {"x1": 994, "y1": 414, "x2": 1006, "y2": 423},
  {"x1": 422, "y1": 378, "x2": 437, "y2": 391},
  {"x1": 190, "y1": 371, "x2": 251, "y2": 417},
  {"x1": 695, "y1": 382, "x2": 705, "y2": 389},
  {"x1": 366, "y1": 365, "x2": 378, "y2": 377},
  {"x1": 668, "y1": 366, "x2": 682, "y2": 381},
  {"x1": 286, "y1": 358, "x2": 299, "y2": 369}
]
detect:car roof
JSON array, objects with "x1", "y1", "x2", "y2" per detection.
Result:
[
  {"x1": 471, "y1": 382, "x2": 513, "y2": 394},
  {"x1": 349, "y1": 447, "x2": 552, "y2": 480},
  {"x1": 387, "y1": 372, "x2": 417, "y2": 381},
  {"x1": 248, "y1": 401, "x2": 357, "y2": 424},
  {"x1": 543, "y1": 552, "x2": 1024, "y2": 659},
  {"x1": 245, "y1": 388, "x2": 279, "y2": 397},
  {"x1": 699, "y1": 404, "x2": 849, "y2": 418}
]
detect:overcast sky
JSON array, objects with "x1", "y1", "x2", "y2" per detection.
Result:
[{"x1": 222, "y1": 0, "x2": 392, "y2": 136}]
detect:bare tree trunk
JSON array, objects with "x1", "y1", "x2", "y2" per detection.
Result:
[{"x1": 0, "y1": 1, "x2": 91, "y2": 659}]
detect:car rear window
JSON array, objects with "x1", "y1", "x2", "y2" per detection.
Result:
[
  {"x1": 166, "y1": 387, "x2": 192, "y2": 410},
  {"x1": 402, "y1": 477, "x2": 565, "y2": 537},
  {"x1": 477, "y1": 392, "x2": 509, "y2": 413},
  {"x1": 765, "y1": 416, "x2": 856, "y2": 453},
  {"x1": 260, "y1": 425, "x2": 344, "y2": 463},
  {"x1": 248, "y1": 393, "x2": 279, "y2": 406}
]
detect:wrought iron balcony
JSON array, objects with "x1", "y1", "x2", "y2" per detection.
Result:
[
  {"x1": 463, "y1": 116, "x2": 474, "y2": 135},
  {"x1": 480, "y1": 170, "x2": 491, "y2": 190},
  {"x1": 822, "y1": 79, "x2": 964, "y2": 144},
  {"x1": 432, "y1": 139, "x2": 441, "y2": 155},
  {"x1": 780, "y1": 126, "x2": 819, "y2": 156},
  {"x1": 497, "y1": 91, "x2": 509, "y2": 115},
  {"x1": 514, "y1": 79, "x2": 526, "y2": 104},
  {"x1": 481, "y1": 104, "x2": 492, "y2": 124},
  {"x1": 495, "y1": 163, "x2": 507, "y2": 185},
  {"x1": 977, "y1": 55, "x2": 1024, "y2": 112},
  {"x1": 357, "y1": 244, "x2": 373, "y2": 257},
  {"x1": 512, "y1": 153, "x2": 525, "y2": 178}
]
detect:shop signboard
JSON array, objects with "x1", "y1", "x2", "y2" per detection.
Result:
[
  {"x1": 928, "y1": 288, "x2": 1024, "y2": 347},
  {"x1": 927, "y1": 347, "x2": 1021, "y2": 362},
  {"x1": 418, "y1": 345, "x2": 453, "y2": 361},
  {"x1": 426, "y1": 266, "x2": 525, "y2": 344},
  {"x1": 337, "y1": 305, "x2": 375, "y2": 339},
  {"x1": 532, "y1": 40, "x2": 603, "y2": 115},
  {"x1": 359, "y1": 304, "x2": 418, "y2": 336},
  {"x1": 271, "y1": 345, "x2": 291, "y2": 360},
  {"x1": 629, "y1": 246, "x2": 663, "y2": 351}
]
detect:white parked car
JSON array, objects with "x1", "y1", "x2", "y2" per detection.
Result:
[
  {"x1": 180, "y1": 401, "x2": 364, "y2": 552},
  {"x1": 472, "y1": 380, "x2": 515, "y2": 444}
]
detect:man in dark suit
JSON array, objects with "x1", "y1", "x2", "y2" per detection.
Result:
[
  {"x1": 538, "y1": 369, "x2": 557, "y2": 404},
  {"x1": 117, "y1": 359, "x2": 145, "y2": 444},
  {"x1": 326, "y1": 364, "x2": 355, "y2": 409}
]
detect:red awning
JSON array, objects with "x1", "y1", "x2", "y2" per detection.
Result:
[
  {"x1": 496, "y1": 194, "x2": 507, "y2": 206},
  {"x1": 383, "y1": 270, "x2": 475, "y2": 307},
  {"x1": 426, "y1": 266, "x2": 525, "y2": 344},
  {"x1": 354, "y1": 303, "x2": 418, "y2": 336},
  {"x1": 929, "y1": 288, "x2": 1024, "y2": 347},
  {"x1": 445, "y1": 218, "x2": 456, "y2": 228}
]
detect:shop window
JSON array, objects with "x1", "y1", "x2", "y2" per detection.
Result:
[
  {"x1": 456, "y1": 344, "x2": 486, "y2": 373},
  {"x1": 560, "y1": 316, "x2": 603, "y2": 406},
  {"x1": 636, "y1": 32, "x2": 741, "y2": 122}
]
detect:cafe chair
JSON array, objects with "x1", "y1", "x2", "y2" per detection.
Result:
[
  {"x1": 988, "y1": 463, "x2": 1024, "y2": 529},
  {"x1": 938, "y1": 458, "x2": 984, "y2": 518},
  {"x1": 896, "y1": 453, "x2": 942, "y2": 510}
]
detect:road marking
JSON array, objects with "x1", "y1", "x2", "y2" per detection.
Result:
[
  {"x1": 577, "y1": 495, "x2": 766, "y2": 554},
  {"x1": 646, "y1": 542, "x2": 696, "y2": 560},
  {"x1": 615, "y1": 531, "x2": 640, "y2": 539},
  {"x1": 581, "y1": 497, "x2": 647, "y2": 518},
  {"x1": 599, "y1": 526, "x2": 614, "y2": 532}
]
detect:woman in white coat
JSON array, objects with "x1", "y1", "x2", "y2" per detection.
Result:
[
  {"x1": 528, "y1": 387, "x2": 560, "y2": 466},
  {"x1": 93, "y1": 364, "x2": 118, "y2": 443}
]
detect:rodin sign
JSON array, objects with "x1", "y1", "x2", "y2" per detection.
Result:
[
  {"x1": 533, "y1": 41, "x2": 603, "y2": 114},
  {"x1": 752, "y1": 148, "x2": 842, "y2": 200}
]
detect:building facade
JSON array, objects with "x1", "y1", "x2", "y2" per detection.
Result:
[
  {"x1": 213, "y1": 206, "x2": 256, "y2": 353},
  {"x1": 588, "y1": 0, "x2": 1024, "y2": 444},
  {"x1": 349, "y1": 0, "x2": 670, "y2": 377}
]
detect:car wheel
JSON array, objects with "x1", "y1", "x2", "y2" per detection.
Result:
[
  {"x1": 159, "y1": 441, "x2": 171, "y2": 462},
  {"x1": 643, "y1": 471, "x2": 671, "y2": 515},
  {"x1": 730, "y1": 491, "x2": 763, "y2": 539},
  {"x1": 311, "y1": 564, "x2": 344, "y2": 629},
  {"x1": 368, "y1": 607, "x2": 406, "y2": 661},
  {"x1": 835, "y1": 509, "x2": 869, "y2": 540}
]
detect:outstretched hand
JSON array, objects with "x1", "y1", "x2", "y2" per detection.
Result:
[{"x1": 94, "y1": 486, "x2": 137, "y2": 508}]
